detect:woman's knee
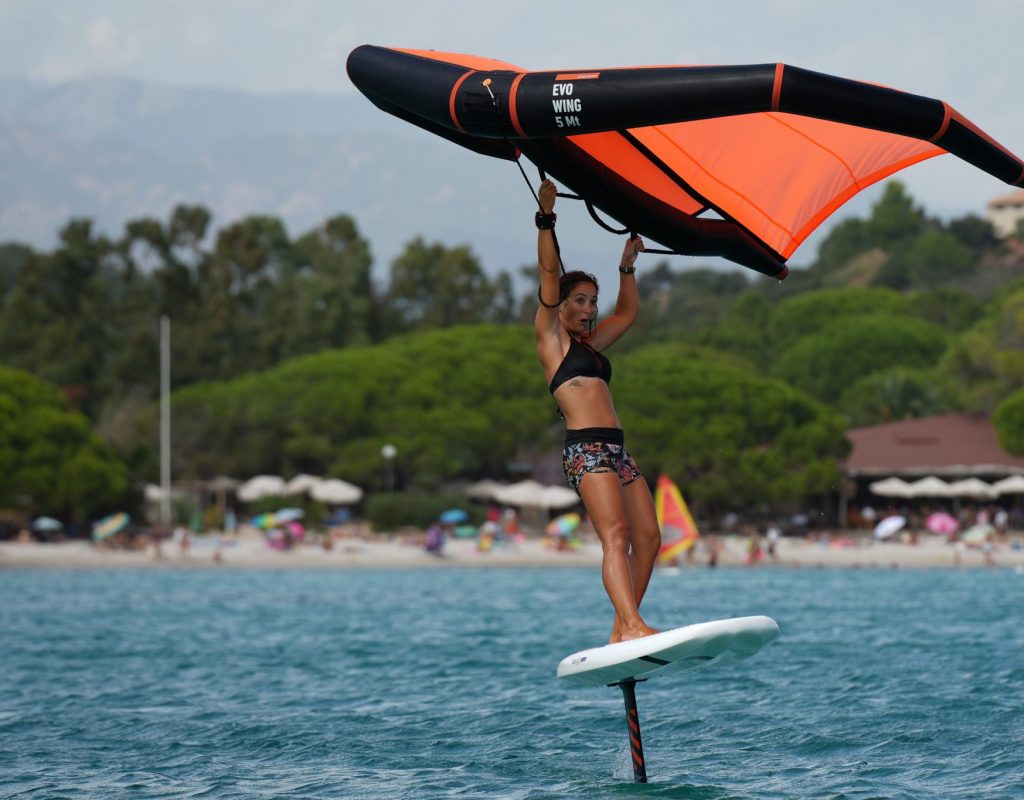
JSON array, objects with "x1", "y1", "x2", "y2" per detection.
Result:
[
  {"x1": 634, "y1": 524, "x2": 661, "y2": 553},
  {"x1": 598, "y1": 519, "x2": 632, "y2": 553}
]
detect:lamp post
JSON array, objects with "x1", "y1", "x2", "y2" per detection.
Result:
[
  {"x1": 381, "y1": 443, "x2": 397, "y2": 492},
  {"x1": 160, "y1": 315, "x2": 171, "y2": 526}
]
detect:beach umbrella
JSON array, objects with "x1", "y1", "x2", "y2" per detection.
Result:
[
  {"x1": 439, "y1": 508, "x2": 468, "y2": 525},
  {"x1": 92, "y1": 512, "x2": 129, "y2": 541},
  {"x1": 948, "y1": 478, "x2": 997, "y2": 499},
  {"x1": 925, "y1": 512, "x2": 959, "y2": 535},
  {"x1": 546, "y1": 513, "x2": 581, "y2": 536},
  {"x1": 869, "y1": 477, "x2": 914, "y2": 498},
  {"x1": 31, "y1": 516, "x2": 63, "y2": 532},
  {"x1": 540, "y1": 485, "x2": 581, "y2": 510},
  {"x1": 993, "y1": 475, "x2": 1024, "y2": 496},
  {"x1": 275, "y1": 507, "x2": 305, "y2": 523},
  {"x1": 493, "y1": 480, "x2": 547, "y2": 508},
  {"x1": 963, "y1": 523, "x2": 994, "y2": 544},
  {"x1": 465, "y1": 479, "x2": 506, "y2": 501},
  {"x1": 906, "y1": 476, "x2": 954, "y2": 498},
  {"x1": 238, "y1": 475, "x2": 286, "y2": 501},
  {"x1": 251, "y1": 512, "x2": 278, "y2": 530},
  {"x1": 493, "y1": 480, "x2": 579, "y2": 509},
  {"x1": 310, "y1": 479, "x2": 363, "y2": 505},
  {"x1": 873, "y1": 515, "x2": 907, "y2": 540},
  {"x1": 283, "y1": 474, "x2": 322, "y2": 496}
]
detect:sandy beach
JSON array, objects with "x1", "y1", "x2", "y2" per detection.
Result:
[{"x1": 3, "y1": 531, "x2": 1023, "y2": 571}]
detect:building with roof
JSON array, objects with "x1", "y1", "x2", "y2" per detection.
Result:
[
  {"x1": 839, "y1": 413, "x2": 1024, "y2": 525},
  {"x1": 987, "y1": 189, "x2": 1024, "y2": 238}
]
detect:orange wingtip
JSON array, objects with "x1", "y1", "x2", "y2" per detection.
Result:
[{"x1": 555, "y1": 72, "x2": 600, "y2": 81}]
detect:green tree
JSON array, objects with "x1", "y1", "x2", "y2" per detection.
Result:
[
  {"x1": 947, "y1": 213, "x2": 998, "y2": 254},
  {"x1": 865, "y1": 181, "x2": 928, "y2": 246},
  {"x1": 0, "y1": 366, "x2": 128, "y2": 521},
  {"x1": 138, "y1": 325, "x2": 553, "y2": 489},
  {"x1": 266, "y1": 214, "x2": 375, "y2": 358},
  {"x1": 385, "y1": 237, "x2": 507, "y2": 332},
  {"x1": 993, "y1": 388, "x2": 1024, "y2": 455},
  {"x1": 838, "y1": 367, "x2": 951, "y2": 426},
  {"x1": 908, "y1": 286, "x2": 984, "y2": 332},
  {"x1": 771, "y1": 314, "x2": 948, "y2": 404},
  {"x1": 614, "y1": 344, "x2": 848, "y2": 507},
  {"x1": 938, "y1": 287, "x2": 1024, "y2": 411},
  {"x1": 0, "y1": 242, "x2": 33, "y2": 302},
  {"x1": 815, "y1": 216, "x2": 871, "y2": 271},
  {"x1": 0, "y1": 219, "x2": 118, "y2": 414},
  {"x1": 768, "y1": 286, "x2": 909, "y2": 353},
  {"x1": 875, "y1": 230, "x2": 974, "y2": 288},
  {"x1": 695, "y1": 291, "x2": 772, "y2": 367}
]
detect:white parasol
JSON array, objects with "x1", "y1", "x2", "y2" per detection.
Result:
[
  {"x1": 868, "y1": 477, "x2": 914, "y2": 498},
  {"x1": 237, "y1": 475, "x2": 286, "y2": 502},
  {"x1": 310, "y1": 478, "x2": 363, "y2": 505},
  {"x1": 873, "y1": 515, "x2": 907, "y2": 540}
]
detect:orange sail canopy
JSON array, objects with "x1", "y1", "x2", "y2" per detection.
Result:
[
  {"x1": 348, "y1": 46, "x2": 1024, "y2": 278},
  {"x1": 655, "y1": 475, "x2": 699, "y2": 563}
]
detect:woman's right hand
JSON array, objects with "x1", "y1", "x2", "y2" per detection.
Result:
[{"x1": 539, "y1": 179, "x2": 556, "y2": 214}]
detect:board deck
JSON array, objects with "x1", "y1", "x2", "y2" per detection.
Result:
[{"x1": 556, "y1": 615, "x2": 779, "y2": 687}]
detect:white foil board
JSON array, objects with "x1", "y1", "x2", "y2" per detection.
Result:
[{"x1": 557, "y1": 615, "x2": 779, "y2": 687}]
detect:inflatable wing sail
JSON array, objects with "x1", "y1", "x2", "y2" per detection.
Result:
[{"x1": 347, "y1": 45, "x2": 1024, "y2": 279}]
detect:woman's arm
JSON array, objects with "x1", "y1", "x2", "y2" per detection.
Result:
[
  {"x1": 589, "y1": 235, "x2": 644, "y2": 351},
  {"x1": 535, "y1": 180, "x2": 562, "y2": 341}
]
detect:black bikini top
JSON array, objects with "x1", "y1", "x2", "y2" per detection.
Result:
[{"x1": 548, "y1": 338, "x2": 612, "y2": 394}]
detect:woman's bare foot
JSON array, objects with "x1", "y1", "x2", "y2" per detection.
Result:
[{"x1": 609, "y1": 618, "x2": 658, "y2": 644}]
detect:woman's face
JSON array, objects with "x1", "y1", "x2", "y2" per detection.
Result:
[{"x1": 561, "y1": 282, "x2": 598, "y2": 335}]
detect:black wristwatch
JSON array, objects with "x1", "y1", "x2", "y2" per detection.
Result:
[{"x1": 619, "y1": 265, "x2": 636, "y2": 275}]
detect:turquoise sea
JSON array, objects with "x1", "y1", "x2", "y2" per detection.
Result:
[{"x1": 2, "y1": 565, "x2": 1022, "y2": 799}]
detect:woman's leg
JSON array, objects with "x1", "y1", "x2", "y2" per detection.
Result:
[
  {"x1": 578, "y1": 471, "x2": 657, "y2": 643},
  {"x1": 623, "y1": 477, "x2": 661, "y2": 607}
]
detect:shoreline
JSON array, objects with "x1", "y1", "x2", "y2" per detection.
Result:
[{"x1": 3, "y1": 534, "x2": 1023, "y2": 571}]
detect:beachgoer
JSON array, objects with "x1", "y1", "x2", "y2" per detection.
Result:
[
  {"x1": 766, "y1": 524, "x2": 781, "y2": 560},
  {"x1": 534, "y1": 178, "x2": 660, "y2": 644},
  {"x1": 745, "y1": 527, "x2": 764, "y2": 565}
]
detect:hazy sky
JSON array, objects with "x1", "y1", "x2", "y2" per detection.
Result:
[{"x1": 2, "y1": 0, "x2": 1023, "y2": 223}]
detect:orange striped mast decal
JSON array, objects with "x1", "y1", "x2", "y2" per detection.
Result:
[
  {"x1": 509, "y1": 72, "x2": 528, "y2": 138},
  {"x1": 930, "y1": 102, "x2": 952, "y2": 142},
  {"x1": 448, "y1": 70, "x2": 476, "y2": 133},
  {"x1": 771, "y1": 63, "x2": 784, "y2": 111}
]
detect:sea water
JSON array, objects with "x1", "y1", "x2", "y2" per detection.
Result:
[{"x1": 1, "y1": 565, "x2": 1022, "y2": 799}]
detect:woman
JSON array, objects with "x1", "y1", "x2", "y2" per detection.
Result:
[{"x1": 534, "y1": 179, "x2": 660, "y2": 644}]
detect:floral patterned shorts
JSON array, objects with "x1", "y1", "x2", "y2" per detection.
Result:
[{"x1": 562, "y1": 428, "x2": 642, "y2": 495}]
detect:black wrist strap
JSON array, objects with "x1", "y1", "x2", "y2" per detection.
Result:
[
  {"x1": 538, "y1": 285, "x2": 560, "y2": 308},
  {"x1": 619, "y1": 266, "x2": 636, "y2": 274},
  {"x1": 535, "y1": 211, "x2": 557, "y2": 230}
]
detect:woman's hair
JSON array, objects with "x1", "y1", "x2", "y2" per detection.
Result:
[{"x1": 559, "y1": 270, "x2": 599, "y2": 303}]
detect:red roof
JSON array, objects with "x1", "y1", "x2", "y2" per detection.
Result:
[
  {"x1": 988, "y1": 189, "x2": 1024, "y2": 208},
  {"x1": 842, "y1": 413, "x2": 1024, "y2": 476}
]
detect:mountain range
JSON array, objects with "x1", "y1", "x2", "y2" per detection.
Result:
[{"x1": 0, "y1": 74, "x2": 581, "y2": 278}]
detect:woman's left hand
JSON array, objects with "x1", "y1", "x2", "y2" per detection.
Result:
[{"x1": 620, "y1": 235, "x2": 645, "y2": 269}]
